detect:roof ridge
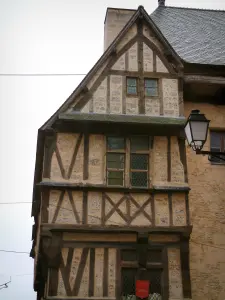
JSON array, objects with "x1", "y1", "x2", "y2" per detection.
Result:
[{"x1": 162, "y1": 5, "x2": 225, "y2": 13}]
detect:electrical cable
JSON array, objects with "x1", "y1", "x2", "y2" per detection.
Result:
[{"x1": 0, "y1": 73, "x2": 86, "y2": 77}]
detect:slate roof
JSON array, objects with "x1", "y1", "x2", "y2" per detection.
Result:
[{"x1": 150, "y1": 6, "x2": 225, "y2": 66}]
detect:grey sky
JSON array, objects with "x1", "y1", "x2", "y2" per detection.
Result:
[{"x1": 0, "y1": 0, "x2": 224, "y2": 299}]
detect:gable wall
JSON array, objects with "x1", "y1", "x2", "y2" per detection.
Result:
[{"x1": 77, "y1": 22, "x2": 181, "y2": 118}]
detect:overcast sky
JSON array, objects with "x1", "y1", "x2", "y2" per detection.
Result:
[{"x1": 0, "y1": 0, "x2": 225, "y2": 299}]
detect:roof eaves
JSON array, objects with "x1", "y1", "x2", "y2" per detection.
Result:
[{"x1": 40, "y1": 7, "x2": 142, "y2": 131}]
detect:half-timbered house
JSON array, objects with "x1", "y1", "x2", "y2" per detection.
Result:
[{"x1": 31, "y1": 1, "x2": 225, "y2": 300}]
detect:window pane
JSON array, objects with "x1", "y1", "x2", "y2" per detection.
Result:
[
  {"x1": 108, "y1": 171, "x2": 123, "y2": 186},
  {"x1": 107, "y1": 153, "x2": 124, "y2": 169},
  {"x1": 145, "y1": 79, "x2": 158, "y2": 88},
  {"x1": 122, "y1": 268, "x2": 136, "y2": 296},
  {"x1": 107, "y1": 137, "x2": 125, "y2": 150},
  {"x1": 131, "y1": 154, "x2": 148, "y2": 170},
  {"x1": 147, "y1": 249, "x2": 162, "y2": 262},
  {"x1": 147, "y1": 269, "x2": 162, "y2": 295},
  {"x1": 145, "y1": 87, "x2": 158, "y2": 97},
  {"x1": 131, "y1": 172, "x2": 148, "y2": 187},
  {"x1": 127, "y1": 86, "x2": 137, "y2": 95},
  {"x1": 210, "y1": 132, "x2": 221, "y2": 149},
  {"x1": 130, "y1": 136, "x2": 149, "y2": 151},
  {"x1": 127, "y1": 78, "x2": 137, "y2": 87},
  {"x1": 122, "y1": 250, "x2": 137, "y2": 261}
]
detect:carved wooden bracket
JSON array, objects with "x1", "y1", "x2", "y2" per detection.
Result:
[
  {"x1": 41, "y1": 232, "x2": 62, "y2": 269},
  {"x1": 43, "y1": 132, "x2": 57, "y2": 179}
]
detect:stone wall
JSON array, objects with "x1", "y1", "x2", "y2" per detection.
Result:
[{"x1": 184, "y1": 102, "x2": 225, "y2": 300}]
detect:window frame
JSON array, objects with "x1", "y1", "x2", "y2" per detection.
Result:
[
  {"x1": 120, "y1": 247, "x2": 166, "y2": 299},
  {"x1": 210, "y1": 130, "x2": 225, "y2": 164},
  {"x1": 106, "y1": 136, "x2": 150, "y2": 188},
  {"x1": 144, "y1": 78, "x2": 159, "y2": 98},
  {"x1": 126, "y1": 77, "x2": 138, "y2": 96},
  {"x1": 129, "y1": 136, "x2": 149, "y2": 188},
  {"x1": 106, "y1": 136, "x2": 126, "y2": 186}
]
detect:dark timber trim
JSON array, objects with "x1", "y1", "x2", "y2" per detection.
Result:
[
  {"x1": 48, "y1": 268, "x2": 58, "y2": 296},
  {"x1": 108, "y1": 69, "x2": 178, "y2": 78},
  {"x1": 168, "y1": 193, "x2": 173, "y2": 226},
  {"x1": 153, "y1": 51, "x2": 156, "y2": 72},
  {"x1": 41, "y1": 189, "x2": 50, "y2": 223},
  {"x1": 151, "y1": 194, "x2": 155, "y2": 226},
  {"x1": 162, "y1": 247, "x2": 169, "y2": 300},
  {"x1": 178, "y1": 137, "x2": 188, "y2": 183},
  {"x1": 88, "y1": 248, "x2": 95, "y2": 297},
  {"x1": 116, "y1": 249, "x2": 121, "y2": 299},
  {"x1": 103, "y1": 248, "x2": 109, "y2": 296},
  {"x1": 52, "y1": 190, "x2": 65, "y2": 223},
  {"x1": 67, "y1": 133, "x2": 83, "y2": 179},
  {"x1": 83, "y1": 133, "x2": 89, "y2": 180},
  {"x1": 159, "y1": 78, "x2": 164, "y2": 115},
  {"x1": 167, "y1": 136, "x2": 171, "y2": 182},
  {"x1": 42, "y1": 224, "x2": 193, "y2": 235},
  {"x1": 180, "y1": 238, "x2": 192, "y2": 299},
  {"x1": 185, "y1": 192, "x2": 190, "y2": 226},
  {"x1": 82, "y1": 191, "x2": 88, "y2": 224},
  {"x1": 43, "y1": 134, "x2": 56, "y2": 178},
  {"x1": 137, "y1": 20, "x2": 145, "y2": 114},
  {"x1": 73, "y1": 36, "x2": 138, "y2": 111},
  {"x1": 73, "y1": 248, "x2": 89, "y2": 295},
  {"x1": 107, "y1": 75, "x2": 110, "y2": 114},
  {"x1": 38, "y1": 181, "x2": 190, "y2": 193}
]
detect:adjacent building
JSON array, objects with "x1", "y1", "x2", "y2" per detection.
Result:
[{"x1": 31, "y1": 1, "x2": 225, "y2": 299}]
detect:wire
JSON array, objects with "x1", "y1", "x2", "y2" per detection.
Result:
[
  {"x1": 0, "y1": 250, "x2": 29, "y2": 254},
  {"x1": 0, "y1": 202, "x2": 31, "y2": 204},
  {"x1": 0, "y1": 73, "x2": 86, "y2": 77}
]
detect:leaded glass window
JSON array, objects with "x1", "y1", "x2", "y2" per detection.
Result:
[
  {"x1": 127, "y1": 77, "x2": 137, "y2": 95},
  {"x1": 130, "y1": 136, "x2": 149, "y2": 188},
  {"x1": 106, "y1": 137, "x2": 125, "y2": 186},
  {"x1": 144, "y1": 79, "x2": 158, "y2": 97}
]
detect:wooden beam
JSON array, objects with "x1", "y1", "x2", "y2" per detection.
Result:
[
  {"x1": 38, "y1": 181, "x2": 190, "y2": 193},
  {"x1": 41, "y1": 224, "x2": 193, "y2": 235},
  {"x1": 184, "y1": 75, "x2": 225, "y2": 85}
]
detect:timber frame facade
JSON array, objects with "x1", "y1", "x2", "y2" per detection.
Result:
[{"x1": 30, "y1": 4, "x2": 225, "y2": 300}]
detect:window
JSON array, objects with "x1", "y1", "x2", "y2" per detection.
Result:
[
  {"x1": 210, "y1": 131, "x2": 225, "y2": 163},
  {"x1": 144, "y1": 79, "x2": 158, "y2": 97},
  {"x1": 127, "y1": 77, "x2": 137, "y2": 95},
  {"x1": 106, "y1": 137, "x2": 125, "y2": 186},
  {"x1": 130, "y1": 136, "x2": 149, "y2": 188},
  {"x1": 121, "y1": 249, "x2": 163, "y2": 299},
  {"x1": 106, "y1": 136, "x2": 150, "y2": 187}
]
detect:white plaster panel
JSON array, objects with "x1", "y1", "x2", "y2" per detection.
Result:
[
  {"x1": 93, "y1": 77, "x2": 107, "y2": 114},
  {"x1": 110, "y1": 75, "x2": 123, "y2": 114},
  {"x1": 162, "y1": 79, "x2": 179, "y2": 117},
  {"x1": 128, "y1": 42, "x2": 138, "y2": 71},
  {"x1": 126, "y1": 97, "x2": 139, "y2": 115},
  {"x1": 145, "y1": 98, "x2": 160, "y2": 116},
  {"x1": 143, "y1": 43, "x2": 153, "y2": 72},
  {"x1": 156, "y1": 55, "x2": 169, "y2": 73},
  {"x1": 112, "y1": 54, "x2": 125, "y2": 70}
]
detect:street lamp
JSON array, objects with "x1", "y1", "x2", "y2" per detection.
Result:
[{"x1": 184, "y1": 109, "x2": 225, "y2": 161}]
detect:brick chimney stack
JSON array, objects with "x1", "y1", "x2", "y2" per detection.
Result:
[{"x1": 158, "y1": 0, "x2": 165, "y2": 6}]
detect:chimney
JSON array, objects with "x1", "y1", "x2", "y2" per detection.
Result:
[
  {"x1": 104, "y1": 8, "x2": 135, "y2": 51},
  {"x1": 158, "y1": 0, "x2": 165, "y2": 6}
]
